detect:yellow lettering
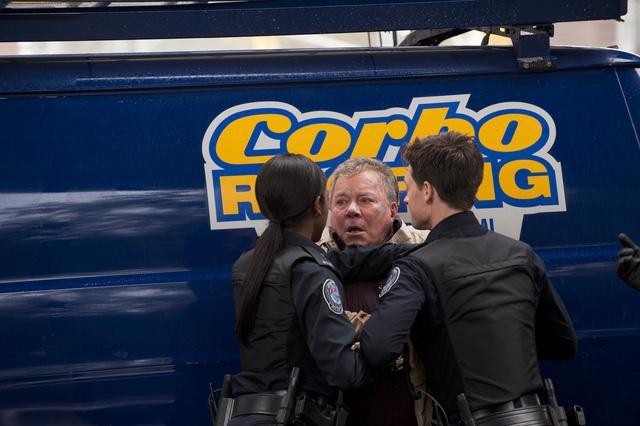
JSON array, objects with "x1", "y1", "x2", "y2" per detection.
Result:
[
  {"x1": 410, "y1": 107, "x2": 475, "y2": 141},
  {"x1": 216, "y1": 113, "x2": 292, "y2": 165},
  {"x1": 352, "y1": 119, "x2": 409, "y2": 158},
  {"x1": 499, "y1": 159, "x2": 552, "y2": 200},
  {"x1": 391, "y1": 166, "x2": 408, "y2": 193},
  {"x1": 287, "y1": 122, "x2": 351, "y2": 162},
  {"x1": 219, "y1": 175, "x2": 258, "y2": 215},
  {"x1": 479, "y1": 113, "x2": 543, "y2": 153},
  {"x1": 476, "y1": 162, "x2": 496, "y2": 202}
]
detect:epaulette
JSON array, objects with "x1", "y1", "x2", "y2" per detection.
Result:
[{"x1": 301, "y1": 246, "x2": 339, "y2": 275}]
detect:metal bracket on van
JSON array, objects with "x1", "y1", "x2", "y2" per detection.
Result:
[
  {"x1": 483, "y1": 25, "x2": 555, "y2": 71},
  {"x1": 400, "y1": 25, "x2": 554, "y2": 72}
]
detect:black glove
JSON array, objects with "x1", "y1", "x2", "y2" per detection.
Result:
[{"x1": 617, "y1": 233, "x2": 640, "y2": 290}]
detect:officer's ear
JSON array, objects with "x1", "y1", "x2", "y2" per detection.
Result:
[
  {"x1": 422, "y1": 180, "x2": 434, "y2": 203},
  {"x1": 312, "y1": 194, "x2": 325, "y2": 217}
]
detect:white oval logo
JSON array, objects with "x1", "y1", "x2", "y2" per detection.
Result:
[{"x1": 322, "y1": 279, "x2": 344, "y2": 315}]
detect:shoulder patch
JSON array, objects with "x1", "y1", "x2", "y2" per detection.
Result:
[
  {"x1": 379, "y1": 266, "x2": 401, "y2": 298},
  {"x1": 322, "y1": 279, "x2": 344, "y2": 315}
]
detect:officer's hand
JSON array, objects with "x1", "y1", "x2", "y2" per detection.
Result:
[
  {"x1": 346, "y1": 310, "x2": 371, "y2": 339},
  {"x1": 617, "y1": 233, "x2": 640, "y2": 290}
]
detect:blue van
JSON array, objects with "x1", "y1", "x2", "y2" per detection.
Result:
[{"x1": 1, "y1": 1, "x2": 639, "y2": 425}]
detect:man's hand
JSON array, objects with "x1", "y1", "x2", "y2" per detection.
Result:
[
  {"x1": 617, "y1": 233, "x2": 640, "y2": 290},
  {"x1": 346, "y1": 310, "x2": 371, "y2": 340}
]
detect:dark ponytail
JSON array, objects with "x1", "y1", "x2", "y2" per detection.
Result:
[{"x1": 236, "y1": 154, "x2": 327, "y2": 344}]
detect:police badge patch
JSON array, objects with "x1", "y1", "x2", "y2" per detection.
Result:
[
  {"x1": 379, "y1": 266, "x2": 400, "y2": 298},
  {"x1": 322, "y1": 279, "x2": 344, "y2": 314}
]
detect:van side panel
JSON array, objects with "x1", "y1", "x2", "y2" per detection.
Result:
[{"x1": 1, "y1": 48, "x2": 639, "y2": 425}]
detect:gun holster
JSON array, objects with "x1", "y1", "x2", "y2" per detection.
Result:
[
  {"x1": 293, "y1": 394, "x2": 348, "y2": 426},
  {"x1": 210, "y1": 375, "x2": 235, "y2": 426},
  {"x1": 208, "y1": 383, "x2": 217, "y2": 426},
  {"x1": 543, "y1": 378, "x2": 585, "y2": 426},
  {"x1": 214, "y1": 397, "x2": 236, "y2": 426},
  {"x1": 546, "y1": 404, "x2": 568, "y2": 426}
]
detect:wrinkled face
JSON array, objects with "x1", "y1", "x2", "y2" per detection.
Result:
[
  {"x1": 330, "y1": 170, "x2": 397, "y2": 246},
  {"x1": 404, "y1": 166, "x2": 429, "y2": 230}
]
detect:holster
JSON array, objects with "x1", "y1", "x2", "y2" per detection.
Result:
[
  {"x1": 208, "y1": 383, "x2": 217, "y2": 426},
  {"x1": 214, "y1": 397, "x2": 236, "y2": 426},
  {"x1": 543, "y1": 378, "x2": 585, "y2": 426},
  {"x1": 210, "y1": 375, "x2": 234, "y2": 426},
  {"x1": 293, "y1": 394, "x2": 348, "y2": 426},
  {"x1": 546, "y1": 404, "x2": 568, "y2": 426}
]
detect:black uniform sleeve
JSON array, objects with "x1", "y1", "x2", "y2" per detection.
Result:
[
  {"x1": 359, "y1": 257, "x2": 427, "y2": 368},
  {"x1": 533, "y1": 255, "x2": 578, "y2": 359},
  {"x1": 291, "y1": 260, "x2": 369, "y2": 389},
  {"x1": 326, "y1": 243, "x2": 416, "y2": 282}
]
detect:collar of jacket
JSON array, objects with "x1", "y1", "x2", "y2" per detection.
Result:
[{"x1": 424, "y1": 211, "x2": 487, "y2": 244}]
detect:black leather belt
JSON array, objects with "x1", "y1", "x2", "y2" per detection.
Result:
[
  {"x1": 232, "y1": 391, "x2": 286, "y2": 418},
  {"x1": 472, "y1": 393, "x2": 541, "y2": 419},
  {"x1": 448, "y1": 393, "x2": 544, "y2": 425}
]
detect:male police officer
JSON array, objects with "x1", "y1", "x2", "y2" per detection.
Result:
[{"x1": 358, "y1": 132, "x2": 577, "y2": 425}]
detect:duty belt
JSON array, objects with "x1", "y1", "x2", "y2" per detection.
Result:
[
  {"x1": 231, "y1": 391, "x2": 287, "y2": 418},
  {"x1": 230, "y1": 391, "x2": 346, "y2": 426},
  {"x1": 472, "y1": 393, "x2": 542, "y2": 419},
  {"x1": 449, "y1": 393, "x2": 548, "y2": 426}
]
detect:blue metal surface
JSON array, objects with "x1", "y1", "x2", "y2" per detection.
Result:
[
  {"x1": 1, "y1": 46, "x2": 640, "y2": 425},
  {"x1": 0, "y1": 0, "x2": 628, "y2": 42},
  {"x1": 2, "y1": 46, "x2": 639, "y2": 94}
]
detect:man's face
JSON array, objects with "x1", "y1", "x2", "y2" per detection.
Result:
[
  {"x1": 404, "y1": 166, "x2": 429, "y2": 230},
  {"x1": 330, "y1": 170, "x2": 397, "y2": 246}
]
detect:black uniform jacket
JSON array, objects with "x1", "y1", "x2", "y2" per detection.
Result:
[
  {"x1": 360, "y1": 211, "x2": 577, "y2": 415},
  {"x1": 232, "y1": 230, "x2": 409, "y2": 397}
]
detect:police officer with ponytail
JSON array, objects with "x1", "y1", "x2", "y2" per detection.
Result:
[{"x1": 222, "y1": 153, "x2": 403, "y2": 426}]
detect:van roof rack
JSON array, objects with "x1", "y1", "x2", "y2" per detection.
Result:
[
  {"x1": 0, "y1": 0, "x2": 628, "y2": 42},
  {"x1": 400, "y1": 25, "x2": 556, "y2": 71}
]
